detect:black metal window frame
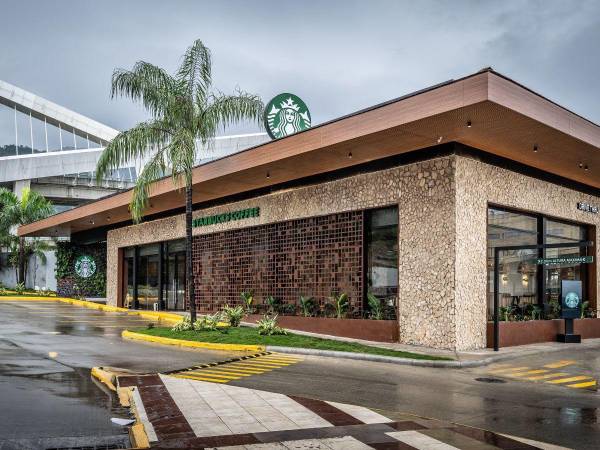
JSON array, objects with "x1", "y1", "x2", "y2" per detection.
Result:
[{"x1": 488, "y1": 205, "x2": 590, "y2": 314}]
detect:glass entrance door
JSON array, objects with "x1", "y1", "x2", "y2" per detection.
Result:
[{"x1": 164, "y1": 240, "x2": 186, "y2": 311}]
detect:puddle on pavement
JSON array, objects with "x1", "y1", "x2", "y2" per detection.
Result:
[{"x1": 0, "y1": 366, "x2": 131, "y2": 448}]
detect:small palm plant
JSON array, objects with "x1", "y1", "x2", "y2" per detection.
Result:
[
  {"x1": 331, "y1": 292, "x2": 349, "y2": 319},
  {"x1": 367, "y1": 293, "x2": 384, "y2": 320},
  {"x1": 240, "y1": 291, "x2": 254, "y2": 314},
  {"x1": 95, "y1": 40, "x2": 263, "y2": 323},
  {"x1": 299, "y1": 295, "x2": 315, "y2": 317},
  {"x1": 265, "y1": 295, "x2": 280, "y2": 315}
]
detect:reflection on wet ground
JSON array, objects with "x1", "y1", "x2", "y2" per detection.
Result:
[{"x1": 0, "y1": 301, "x2": 239, "y2": 448}]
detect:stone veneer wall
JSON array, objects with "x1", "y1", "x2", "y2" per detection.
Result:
[
  {"x1": 454, "y1": 156, "x2": 600, "y2": 350},
  {"x1": 107, "y1": 155, "x2": 458, "y2": 348}
]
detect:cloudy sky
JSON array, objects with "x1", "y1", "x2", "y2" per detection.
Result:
[{"x1": 1, "y1": 0, "x2": 600, "y2": 141}]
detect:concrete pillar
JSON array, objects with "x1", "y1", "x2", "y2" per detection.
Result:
[{"x1": 13, "y1": 179, "x2": 31, "y2": 198}]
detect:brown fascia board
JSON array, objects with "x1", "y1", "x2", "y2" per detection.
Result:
[{"x1": 18, "y1": 69, "x2": 600, "y2": 237}]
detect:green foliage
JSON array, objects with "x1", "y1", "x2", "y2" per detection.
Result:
[
  {"x1": 223, "y1": 304, "x2": 244, "y2": 327},
  {"x1": 240, "y1": 291, "x2": 254, "y2": 313},
  {"x1": 256, "y1": 314, "x2": 288, "y2": 336},
  {"x1": 0, "y1": 187, "x2": 54, "y2": 284},
  {"x1": 299, "y1": 296, "x2": 316, "y2": 317},
  {"x1": 171, "y1": 312, "x2": 224, "y2": 332},
  {"x1": 55, "y1": 242, "x2": 106, "y2": 297},
  {"x1": 367, "y1": 293, "x2": 384, "y2": 320},
  {"x1": 95, "y1": 39, "x2": 264, "y2": 224},
  {"x1": 581, "y1": 301, "x2": 590, "y2": 319},
  {"x1": 264, "y1": 295, "x2": 280, "y2": 314},
  {"x1": 172, "y1": 316, "x2": 194, "y2": 332},
  {"x1": 14, "y1": 282, "x2": 25, "y2": 295},
  {"x1": 195, "y1": 312, "x2": 223, "y2": 331},
  {"x1": 330, "y1": 292, "x2": 349, "y2": 319}
]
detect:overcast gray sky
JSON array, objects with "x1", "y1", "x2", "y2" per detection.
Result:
[{"x1": 1, "y1": 0, "x2": 600, "y2": 140}]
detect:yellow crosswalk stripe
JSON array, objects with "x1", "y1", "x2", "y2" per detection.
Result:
[
  {"x1": 509, "y1": 369, "x2": 549, "y2": 377},
  {"x1": 544, "y1": 360, "x2": 576, "y2": 369},
  {"x1": 189, "y1": 368, "x2": 253, "y2": 377},
  {"x1": 524, "y1": 372, "x2": 569, "y2": 381},
  {"x1": 175, "y1": 374, "x2": 228, "y2": 383},
  {"x1": 566, "y1": 380, "x2": 597, "y2": 389},
  {"x1": 229, "y1": 361, "x2": 288, "y2": 369},
  {"x1": 180, "y1": 371, "x2": 239, "y2": 380},
  {"x1": 224, "y1": 365, "x2": 269, "y2": 373},
  {"x1": 547, "y1": 376, "x2": 592, "y2": 384}
]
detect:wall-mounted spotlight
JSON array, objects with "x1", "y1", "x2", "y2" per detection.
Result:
[
  {"x1": 266, "y1": 171, "x2": 270, "y2": 178},
  {"x1": 533, "y1": 144, "x2": 538, "y2": 153},
  {"x1": 348, "y1": 152, "x2": 353, "y2": 159},
  {"x1": 585, "y1": 165, "x2": 589, "y2": 171},
  {"x1": 579, "y1": 162, "x2": 584, "y2": 169},
  {"x1": 437, "y1": 136, "x2": 443, "y2": 144},
  {"x1": 466, "y1": 121, "x2": 472, "y2": 128}
]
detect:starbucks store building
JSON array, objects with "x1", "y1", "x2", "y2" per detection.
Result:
[{"x1": 20, "y1": 70, "x2": 600, "y2": 351}]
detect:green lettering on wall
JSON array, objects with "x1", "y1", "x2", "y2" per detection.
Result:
[{"x1": 192, "y1": 206, "x2": 261, "y2": 228}]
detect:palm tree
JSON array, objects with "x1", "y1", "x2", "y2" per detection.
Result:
[
  {"x1": 96, "y1": 39, "x2": 264, "y2": 322},
  {"x1": 0, "y1": 188, "x2": 54, "y2": 285}
]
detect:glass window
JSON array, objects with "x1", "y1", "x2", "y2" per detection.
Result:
[
  {"x1": 487, "y1": 208, "x2": 539, "y2": 320},
  {"x1": 543, "y1": 219, "x2": 587, "y2": 318},
  {"x1": 366, "y1": 207, "x2": 398, "y2": 312}
]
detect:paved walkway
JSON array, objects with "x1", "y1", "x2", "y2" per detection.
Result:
[{"x1": 118, "y1": 374, "x2": 568, "y2": 449}]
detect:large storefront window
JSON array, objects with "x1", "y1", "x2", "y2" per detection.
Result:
[
  {"x1": 543, "y1": 220, "x2": 587, "y2": 317},
  {"x1": 487, "y1": 207, "x2": 589, "y2": 320},
  {"x1": 366, "y1": 207, "x2": 399, "y2": 310},
  {"x1": 122, "y1": 239, "x2": 186, "y2": 311}
]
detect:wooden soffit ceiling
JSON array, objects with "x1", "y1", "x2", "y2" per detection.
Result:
[{"x1": 19, "y1": 70, "x2": 600, "y2": 237}]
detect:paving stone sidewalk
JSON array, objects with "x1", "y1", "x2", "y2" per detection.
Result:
[{"x1": 118, "y1": 374, "x2": 569, "y2": 450}]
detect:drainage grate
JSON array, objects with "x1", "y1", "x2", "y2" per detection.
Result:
[
  {"x1": 475, "y1": 377, "x2": 507, "y2": 384},
  {"x1": 47, "y1": 445, "x2": 126, "y2": 450}
]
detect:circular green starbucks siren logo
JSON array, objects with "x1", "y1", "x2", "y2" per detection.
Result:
[
  {"x1": 75, "y1": 255, "x2": 96, "y2": 278},
  {"x1": 565, "y1": 291, "x2": 580, "y2": 308},
  {"x1": 264, "y1": 93, "x2": 311, "y2": 139}
]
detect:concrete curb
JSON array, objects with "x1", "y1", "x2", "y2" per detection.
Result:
[
  {"x1": 266, "y1": 343, "x2": 600, "y2": 368},
  {"x1": 122, "y1": 330, "x2": 266, "y2": 352},
  {"x1": 0, "y1": 295, "x2": 183, "y2": 324}
]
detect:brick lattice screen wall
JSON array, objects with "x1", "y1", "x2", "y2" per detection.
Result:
[{"x1": 192, "y1": 211, "x2": 364, "y2": 313}]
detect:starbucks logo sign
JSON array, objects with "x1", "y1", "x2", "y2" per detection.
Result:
[
  {"x1": 75, "y1": 255, "x2": 96, "y2": 278},
  {"x1": 565, "y1": 291, "x2": 580, "y2": 309},
  {"x1": 264, "y1": 93, "x2": 311, "y2": 139}
]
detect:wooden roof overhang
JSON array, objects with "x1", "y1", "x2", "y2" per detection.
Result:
[{"x1": 19, "y1": 69, "x2": 600, "y2": 238}]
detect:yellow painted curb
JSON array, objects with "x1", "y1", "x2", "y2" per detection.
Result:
[
  {"x1": 91, "y1": 367, "x2": 117, "y2": 391},
  {"x1": 130, "y1": 423, "x2": 150, "y2": 449},
  {"x1": 0, "y1": 295, "x2": 183, "y2": 323},
  {"x1": 122, "y1": 329, "x2": 265, "y2": 352}
]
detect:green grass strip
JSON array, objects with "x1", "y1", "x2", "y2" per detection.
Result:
[{"x1": 132, "y1": 326, "x2": 451, "y2": 361}]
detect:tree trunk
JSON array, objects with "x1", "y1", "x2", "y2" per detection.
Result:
[
  {"x1": 186, "y1": 184, "x2": 197, "y2": 323},
  {"x1": 18, "y1": 237, "x2": 25, "y2": 285}
]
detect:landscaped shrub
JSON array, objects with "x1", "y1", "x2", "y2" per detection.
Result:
[
  {"x1": 264, "y1": 296, "x2": 280, "y2": 314},
  {"x1": 299, "y1": 296, "x2": 316, "y2": 317},
  {"x1": 172, "y1": 316, "x2": 194, "y2": 332},
  {"x1": 330, "y1": 292, "x2": 349, "y2": 319},
  {"x1": 257, "y1": 314, "x2": 287, "y2": 336},
  {"x1": 240, "y1": 291, "x2": 254, "y2": 314},
  {"x1": 367, "y1": 293, "x2": 384, "y2": 320},
  {"x1": 223, "y1": 305, "x2": 244, "y2": 327},
  {"x1": 14, "y1": 282, "x2": 25, "y2": 295}
]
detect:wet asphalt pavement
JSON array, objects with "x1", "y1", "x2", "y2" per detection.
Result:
[
  {"x1": 1, "y1": 300, "x2": 600, "y2": 449},
  {"x1": 0, "y1": 301, "x2": 238, "y2": 449}
]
